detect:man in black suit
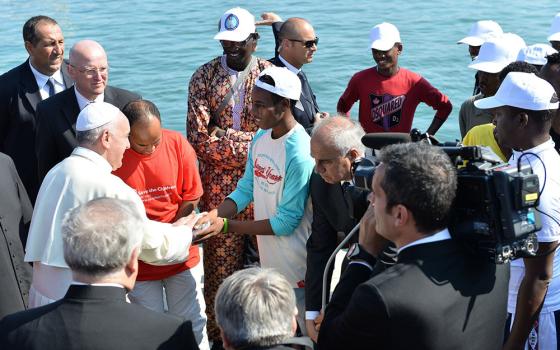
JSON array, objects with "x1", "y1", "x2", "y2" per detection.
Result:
[
  {"x1": 259, "y1": 13, "x2": 324, "y2": 134},
  {"x1": 35, "y1": 39, "x2": 140, "y2": 181},
  {"x1": 0, "y1": 197, "x2": 199, "y2": 350},
  {"x1": 0, "y1": 153, "x2": 33, "y2": 319},
  {"x1": 318, "y1": 142, "x2": 509, "y2": 350},
  {"x1": 305, "y1": 116, "x2": 365, "y2": 341},
  {"x1": 0, "y1": 16, "x2": 73, "y2": 203},
  {"x1": 216, "y1": 267, "x2": 310, "y2": 350}
]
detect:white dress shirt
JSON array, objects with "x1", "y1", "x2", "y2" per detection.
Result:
[{"x1": 29, "y1": 61, "x2": 66, "y2": 100}]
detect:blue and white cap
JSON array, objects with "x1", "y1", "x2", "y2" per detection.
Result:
[{"x1": 214, "y1": 7, "x2": 256, "y2": 42}]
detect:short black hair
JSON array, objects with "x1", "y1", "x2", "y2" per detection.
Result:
[
  {"x1": 546, "y1": 52, "x2": 560, "y2": 65},
  {"x1": 122, "y1": 99, "x2": 161, "y2": 127},
  {"x1": 23, "y1": 15, "x2": 58, "y2": 45},
  {"x1": 499, "y1": 61, "x2": 539, "y2": 82},
  {"x1": 378, "y1": 143, "x2": 457, "y2": 233}
]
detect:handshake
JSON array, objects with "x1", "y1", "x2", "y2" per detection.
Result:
[{"x1": 173, "y1": 209, "x2": 226, "y2": 244}]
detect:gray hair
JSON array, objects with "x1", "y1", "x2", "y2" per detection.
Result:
[
  {"x1": 76, "y1": 121, "x2": 115, "y2": 147},
  {"x1": 312, "y1": 116, "x2": 366, "y2": 156},
  {"x1": 215, "y1": 267, "x2": 296, "y2": 348},
  {"x1": 61, "y1": 197, "x2": 145, "y2": 277}
]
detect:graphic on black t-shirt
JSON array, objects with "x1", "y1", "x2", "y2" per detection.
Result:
[{"x1": 370, "y1": 94, "x2": 406, "y2": 130}]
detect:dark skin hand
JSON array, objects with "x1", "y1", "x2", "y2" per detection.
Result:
[{"x1": 504, "y1": 242, "x2": 559, "y2": 350}]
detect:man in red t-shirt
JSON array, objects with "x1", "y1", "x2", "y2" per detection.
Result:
[
  {"x1": 113, "y1": 100, "x2": 208, "y2": 350},
  {"x1": 337, "y1": 22, "x2": 452, "y2": 135}
]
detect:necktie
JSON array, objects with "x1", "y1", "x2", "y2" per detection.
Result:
[{"x1": 46, "y1": 78, "x2": 56, "y2": 98}]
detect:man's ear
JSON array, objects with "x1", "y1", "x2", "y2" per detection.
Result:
[
  {"x1": 393, "y1": 204, "x2": 409, "y2": 227},
  {"x1": 395, "y1": 43, "x2": 403, "y2": 55},
  {"x1": 100, "y1": 129, "x2": 111, "y2": 149},
  {"x1": 347, "y1": 148, "x2": 360, "y2": 162},
  {"x1": 24, "y1": 41, "x2": 34, "y2": 56},
  {"x1": 517, "y1": 111, "x2": 529, "y2": 129}
]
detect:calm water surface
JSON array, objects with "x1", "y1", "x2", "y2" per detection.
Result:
[{"x1": 1, "y1": 0, "x2": 558, "y2": 140}]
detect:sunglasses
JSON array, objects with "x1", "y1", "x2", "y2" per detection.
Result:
[{"x1": 288, "y1": 37, "x2": 319, "y2": 48}]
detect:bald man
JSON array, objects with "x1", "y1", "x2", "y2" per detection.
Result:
[
  {"x1": 35, "y1": 39, "x2": 140, "y2": 182},
  {"x1": 260, "y1": 13, "x2": 324, "y2": 134}
]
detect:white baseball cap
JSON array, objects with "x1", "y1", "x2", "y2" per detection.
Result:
[
  {"x1": 468, "y1": 36, "x2": 520, "y2": 73},
  {"x1": 255, "y1": 66, "x2": 301, "y2": 100},
  {"x1": 548, "y1": 13, "x2": 560, "y2": 42},
  {"x1": 76, "y1": 102, "x2": 122, "y2": 132},
  {"x1": 457, "y1": 20, "x2": 503, "y2": 46},
  {"x1": 370, "y1": 23, "x2": 401, "y2": 51},
  {"x1": 517, "y1": 43, "x2": 558, "y2": 66},
  {"x1": 214, "y1": 7, "x2": 256, "y2": 42},
  {"x1": 474, "y1": 72, "x2": 559, "y2": 111}
]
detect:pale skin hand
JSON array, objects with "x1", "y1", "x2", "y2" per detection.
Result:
[{"x1": 255, "y1": 12, "x2": 283, "y2": 26}]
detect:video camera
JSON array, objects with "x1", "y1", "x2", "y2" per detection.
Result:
[{"x1": 344, "y1": 129, "x2": 541, "y2": 264}]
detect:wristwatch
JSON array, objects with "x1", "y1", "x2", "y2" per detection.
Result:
[{"x1": 346, "y1": 243, "x2": 377, "y2": 267}]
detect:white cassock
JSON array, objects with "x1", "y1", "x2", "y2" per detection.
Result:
[{"x1": 25, "y1": 147, "x2": 192, "y2": 306}]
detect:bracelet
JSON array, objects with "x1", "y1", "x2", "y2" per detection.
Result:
[{"x1": 222, "y1": 218, "x2": 229, "y2": 234}]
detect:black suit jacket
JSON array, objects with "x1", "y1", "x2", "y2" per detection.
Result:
[
  {"x1": 305, "y1": 173, "x2": 357, "y2": 312},
  {"x1": 0, "y1": 285, "x2": 199, "y2": 350},
  {"x1": 35, "y1": 85, "x2": 141, "y2": 182},
  {"x1": 269, "y1": 56, "x2": 319, "y2": 135},
  {"x1": 0, "y1": 59, "x2": 73, "y2": 203},
  {"x1": 269, "y1": 21, "x2": 319, "y2": 135},
  {"x1": 318, "y1": 239, "x2": 510, "y2": 350}
]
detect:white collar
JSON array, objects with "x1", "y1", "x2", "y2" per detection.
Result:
[
  {"x1": 74, "y1": 87, "x2": 104, "y2": 111},
  {"x1": 278, "y1": 55, "x2": 301, "y2": 74},
  {"x1": 398, "y1": 228, "x2": 451, "y2": 254},
  {"x1": 511, "y1": 137, "x2": 555, "y2": 161},
  {"x1": 28, "y1": 60, "x2": 65, "y2": 89},
  {"x1": 72, "y1": 147, "x2": 113, "y2": 173},
  {"x1": 71, "y1": 281, "x2": 125, "y2": 288}
]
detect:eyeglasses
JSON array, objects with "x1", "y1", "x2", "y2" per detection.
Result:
[
  {"x1": 288, "y1": 37, "x2": 319, "y2": 48},
  {"x1": 70, "y1": 64, "x2": 109, "y2": 77}
]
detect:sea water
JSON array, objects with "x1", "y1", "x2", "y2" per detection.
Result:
[{"x1": 1, "y1": 0, "x2": 558, "y2": 140}]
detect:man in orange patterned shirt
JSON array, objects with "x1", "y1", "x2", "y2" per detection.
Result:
[{"x1": 186, "y1": 7, "x2": 271, "y2": 349}]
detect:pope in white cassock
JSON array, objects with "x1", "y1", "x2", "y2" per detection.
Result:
[{"x1": 25, "y1": 102, "x2": 198, "y2": 307}]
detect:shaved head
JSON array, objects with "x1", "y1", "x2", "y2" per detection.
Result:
[
  {"x1": 278, "y1": 17, "x2": 317, "y2": 68},
  {"x1": 68, "y1": 40, "x2": 109, "y2": 101},
  {"x1": 69, "y1": 40, "x2": 106, "y2": 66},
  {"x1": 279, "y1": 18, "x2": 313, "y2": 40}
]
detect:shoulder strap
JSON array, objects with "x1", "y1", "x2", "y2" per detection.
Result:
[{"x1": 212, "y1": 56, "x2": 257, "y2": 122}]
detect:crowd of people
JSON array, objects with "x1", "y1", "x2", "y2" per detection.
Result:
[{"x1": 1, "y1": 7, "x2": 560, "y2": 350}]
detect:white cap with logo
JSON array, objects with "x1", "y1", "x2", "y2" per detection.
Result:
[
  {"x1": 214, "y1": 7, "x2": 256, "y2": 42},
  {"x1": 457, "y1": 20, "x2": 503, "y2": 46},
  {"x1": 370, "y1": 23, "x2": 401, "y2": 51},
  {"x1": 76, "y1": 102, "x2": 122, "y2": 132},
  {"x1": 255, "y1": 66, "x2": 301, "y2": 100},
  {"x1": 474, "y1": 72, "x2": 559, "y2": 111},
  {"x1": 548, "y1": 12, "x2": 560, "y2": 42},
  {"x1": 468, "y1": 35, "x2": 523, "y2": 73},
  {"x1": 517, "y1": 44, "x2": 558, "y2": 66}
]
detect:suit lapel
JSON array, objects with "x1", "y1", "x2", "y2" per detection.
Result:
[
  {"x1": 19, "y1": 60, "x2": 42, "y2": 113},
  {"x1": 103, "y1": 86, "x2": 115, "y2": 104},
  {"x1": 60, "y1": 86, "x2": 81, "y2": 133},
  {"x1": 60, "y1": 60, "x2": 75, "y2": 88}
]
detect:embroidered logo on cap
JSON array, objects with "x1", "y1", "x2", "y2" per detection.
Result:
[{"x1": 224, "y1": 14, "x2": 239, "y2": 31}]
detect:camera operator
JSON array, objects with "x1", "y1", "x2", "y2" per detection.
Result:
[
  {"x1": 317, "y1": 142, "x2": 509, "y2": 350},
  {"x1": 475, "y1": 72, "x2": 560, "y2": 350}
]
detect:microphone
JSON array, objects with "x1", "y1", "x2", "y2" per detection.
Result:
[{"x1": 361, "y1": 132, "x2": 411, "y2": 149}]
